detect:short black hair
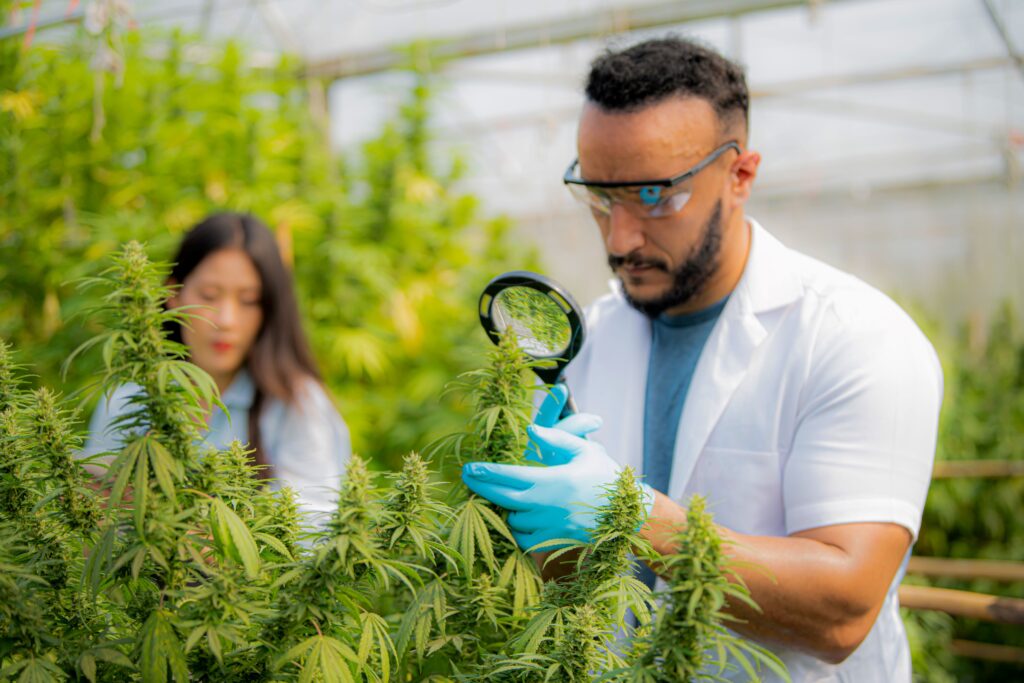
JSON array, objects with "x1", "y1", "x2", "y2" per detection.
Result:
[{"x1": 585, "y1": 36, "x2": 749, "y2": 132}]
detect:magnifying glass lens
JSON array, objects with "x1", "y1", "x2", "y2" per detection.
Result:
[
  {"x1": 492, "y1": 287, "x2": 572, "y2": 358},
  {"x1": 479, "y1": 270, "x2": 585, "y2": 390}
]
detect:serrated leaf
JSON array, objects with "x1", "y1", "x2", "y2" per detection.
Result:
[
  {"x1": 724, "y1": 641, "x2": 758, "y2": 682},
  {"x1": 131, "y1": 545, "x2": 147, "y2": 579},
  {"x1": 139, "y1": 610, "x2": 189, "y2": 683},
  {"x1": 148, "y1": 439, "x2": 178, "y2": 501},
  {"x1": 83, "y1": 524, "x2": 117, "y2": 594},
  {"x1": 474, "y1": 498, "x2": 516, "y2": 545},
  {"x1": 275, "y1": 636, "x2": 317, "y2": 670},
  {"x1": 482, "y1": 406, "x2": 501, "y2": 440},
  {"x1": 511, "y1": 607, "x2": 559, "y2": 655},
  {"x1": 184, "y1": 627, "x2": 206, "y2": 653},
  {"x1": 212, "y1": 498, "x2": 260, "y2": 579},
  {"x1": 254, "y1": 532, "x2": 293, "y2": 560},
  {"x1": 206, "y1": 629, "x2": 223, "y2": 664},
  {"x1": 108, "y1": 438, "x2": 142, "y2": 509},
  {"x1": 91, "y1": 648, "x2": 133, "y2": 668},
  {"x1": 80, "y1": 653, "x2": 96, "y2": 683},
  {"x1": 133, "y1": 442, "x2": 149, "y2": 532}
]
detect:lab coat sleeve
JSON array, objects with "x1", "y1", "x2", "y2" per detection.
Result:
[
  {"x1": 783, "y1": 300, "x2": 943, "y2": 540},
  {"x1": 264, "y1": 382, "x2": 351, "y2": 526}
]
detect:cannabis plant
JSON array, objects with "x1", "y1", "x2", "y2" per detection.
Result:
[
  {"x1": 0, "y1": 340, "x2": 118, "y2": 682},
  {"x1": 489, "y1": 467, "x2": 654, "y2": 682},
  {"x1": 618, "y1": 496, "x2": 788, "y2": 683},
  {"x1": 395, "y1": 331, "x2": 544, "y2": 678},
  {"x1": 0, "y1": 240, "x2": 785, "y2": 682}
]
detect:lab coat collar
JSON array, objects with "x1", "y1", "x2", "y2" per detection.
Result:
[
  {"x1": 666, "y1": 217, "x2": 800, "y2": 498},
  {"x1": 598, "y1": 218, "x2": 800, "y2": 499},
  {"x1": 735, "y1": 217, "x2": 802, "y2": 316}
]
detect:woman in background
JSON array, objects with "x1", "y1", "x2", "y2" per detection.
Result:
[{"x1": 85, "y1": 212, "x2": 349, "y2": 523}]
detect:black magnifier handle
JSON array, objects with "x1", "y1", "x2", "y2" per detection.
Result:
[{"x1": 561, "y1": 387, "x2": 578, "y2": 420}]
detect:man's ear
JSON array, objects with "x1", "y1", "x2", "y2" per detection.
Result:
[{"x1": 728, "y1": 149, "x2": 761, "y2": 209}]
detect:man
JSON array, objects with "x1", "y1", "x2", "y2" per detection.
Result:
[{"x1": 462, "y1": 37, "x2": 943, "y2": 681}]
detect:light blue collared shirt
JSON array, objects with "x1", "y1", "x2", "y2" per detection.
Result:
[{"x1": 84, "y1": 370, "x2": 350, "y2": 525}]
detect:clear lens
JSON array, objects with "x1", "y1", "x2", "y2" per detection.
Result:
[
  {"x1": 567, "y1": 183, "x2": 611, "y2": 215},
  {"x1": 646, "y1": 189, "x2": 692, "y2": 217},
  {"x1": 566, "y1": 182, "x2": 692, "y2": 218}
]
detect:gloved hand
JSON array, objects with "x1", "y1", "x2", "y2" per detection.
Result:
[
  {"x1": 463, "y1": 386, "x2": 654, "y2": 551},
  {"x1": 525, "y1": 383, "x2": 588, "y2": 460}
]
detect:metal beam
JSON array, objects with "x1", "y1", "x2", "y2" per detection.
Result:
[
  {"x1": 0, "y1": 7, "x2": 84, "y2": 40},
  {"x1": 441, "y1": 53, "x2": 1017, "y2": 92},
  {"x1": 302, "y1": 0, "x2": 826, "y2": 80},
  {"x1": 750, "y1": 56, "x2": 1015, "y2": 98},
  {"x1": 427, "y1": 56, "x2": 1017, "y2": 141},
  {"x1": 980, "y1": 0, "x2": 1024, "y2": 82}
]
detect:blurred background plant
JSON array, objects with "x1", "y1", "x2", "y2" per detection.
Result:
[
  {"x1": 0, "y1": 12, "x2": 535, "y2": 471},
  {"x1": 905, "y1": 303, "x2": 1024, "y2": 682}
]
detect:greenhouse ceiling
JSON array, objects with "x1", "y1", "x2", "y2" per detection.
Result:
[
  {"x1": 6, "y1": 0, "x2": 1022, "y2": 306},
  {"x1": 9, "y1": 0, "x2": 1021, "y2": 198}
]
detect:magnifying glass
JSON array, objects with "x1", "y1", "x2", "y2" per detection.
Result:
[{"x1": 478, "y1": 270, "x2": 585, "y2": 418}]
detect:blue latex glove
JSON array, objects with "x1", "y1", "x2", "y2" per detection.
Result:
[
  {"x1": 525, "y1": 384, "x2": 588, "y2": 461},
  {"x1": 463, "y1": 388, "x2": 654, "y2": 551}
]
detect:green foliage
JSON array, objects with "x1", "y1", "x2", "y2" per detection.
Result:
[
  {"x1": 388, "y1": 331, "x2": 544, "y2": 679},
  {"x1": 0, "y1": 25, "x2": 536, "y2": 471},
  {"x1": 0, "y1": 241, "x2": 780, "y2": 681},
  {"x1": 617, "y1": 496, "x2": 787, "y2": 683},
  {"x1": 429, "y1": 330, "x2": 540, "y2": 470},
  {"x1": 1, "y1": 23, "x2": 783, "y2": 680},
  {"x1": 494, "y1": 287, "x2": 572, "y2": 356},
  {"x1": 492, "y1": 467, "x2": 655, "y2": 682},
  {"x1": 909, "y1": 303, "x2": 1024, "y2": 682},
  {"x1": 902, "y1": 609, "x2": 956, "y2": 683}
]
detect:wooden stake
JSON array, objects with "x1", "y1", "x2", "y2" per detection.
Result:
[{"x1": 899, "y1": 585, "x2": 1024, "y2": 625}]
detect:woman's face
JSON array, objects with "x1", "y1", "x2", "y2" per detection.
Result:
[{"x1": 169, "y1": 248, "x2": 264, "y2": 384}]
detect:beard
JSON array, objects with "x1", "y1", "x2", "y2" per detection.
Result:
[{"x1": 609, "y1": 200, "x2": 723, "y2": 318}]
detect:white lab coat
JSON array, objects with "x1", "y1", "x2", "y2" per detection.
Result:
[{"x1": 564, "y1": 218, "x2": 943, "y2": 682}]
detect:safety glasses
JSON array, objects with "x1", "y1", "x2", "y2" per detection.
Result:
[{"x1": 563, "y1": 141, "x2": 741, "y2": 218}]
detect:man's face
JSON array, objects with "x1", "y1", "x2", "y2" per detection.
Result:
[{"x1": 576, "y1": 97, "x2": 738, "y2": 316}]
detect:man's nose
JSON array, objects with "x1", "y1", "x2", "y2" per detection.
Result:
[{"x1": 604, "y1": 203, "x2": 646, "y2": 257}]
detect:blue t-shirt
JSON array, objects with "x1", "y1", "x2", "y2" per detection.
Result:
[{"x1": 639, "y1": 296, "x2": 729, "y2": 588}]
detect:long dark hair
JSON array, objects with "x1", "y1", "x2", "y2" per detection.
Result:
[{"x1": 166, "y1": 212, "x2": 323, "y2": 476}]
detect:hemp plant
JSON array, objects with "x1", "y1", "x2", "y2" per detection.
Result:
[
  {"x1": 67, "y1": 242, "x2": 278, "y2": 681},
  {"x1": 0, "y1": 239, "x2": 787, "y2": 682},
  {"x1": 265, "y1": 454, "x2": 394, "y2": 682},
  {"x1": 0, "y1": 240, "x2": 460, "y2": 682},
  {"x1": 0, "y1": 337, "x2": 139, "y2": 682},
  {"x1": 403, "y1": 330, "x2": 544, "y2": 677},
  {"x1": 492, "y1": 467, "x2": 654, "y2": 682},
  {"x1": 617, "y1": 496, "x2": 789, "y2": 683}
]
